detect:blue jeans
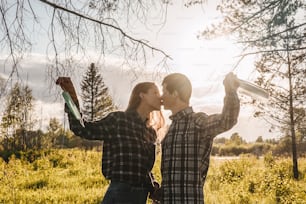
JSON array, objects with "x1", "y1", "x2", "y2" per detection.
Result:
[{"x1": 101, "y1": 182, "x2": 149, "y2": 204}]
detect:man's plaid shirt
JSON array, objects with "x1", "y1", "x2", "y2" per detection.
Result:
[
  {"x1": 161, "y1": 92, "x2": 240, "y2": 203},
  {"x1": 68, "y1": 110, "x2": 157, "y2": 186}
]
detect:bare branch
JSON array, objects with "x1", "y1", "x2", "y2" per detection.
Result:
[
  {"x1": 237, "y1": 47, "x2": 306, "y2": 58},
  {"x1": 38, "y1": 0, "x2": 172, "y2": 60},
  {"x1": 237, "y1": 22, "x2": 306, "y2": 44},
  {"x1": 0, "y1": 4, "x2": 19, "y2": 76},
  {"x1": 229, "y1": 0, "x2": 281, "y2": 34}
]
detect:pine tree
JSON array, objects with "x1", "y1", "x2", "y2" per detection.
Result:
[{"x1": 81, "y1": 63, "x2": 116, "y2": 121}]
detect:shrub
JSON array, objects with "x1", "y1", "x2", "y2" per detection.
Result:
[{"x1": 218, "y1": 159, "x2": 251, "y2": 183}]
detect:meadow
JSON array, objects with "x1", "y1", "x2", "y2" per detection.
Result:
[{"x1": 1, "y1": 149, "x2": 306, "y2": 204}]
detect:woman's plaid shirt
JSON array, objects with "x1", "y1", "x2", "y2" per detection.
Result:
[
  {"x1": 68, "y1": 110, "x2": 157, "y2": 186},
  {"x1": 161, "y1": 92, "x2": 240, "y2": 203}
]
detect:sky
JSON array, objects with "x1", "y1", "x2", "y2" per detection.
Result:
[{"x1": 0, "y1": 1, "x2": 278, "y2": 142}]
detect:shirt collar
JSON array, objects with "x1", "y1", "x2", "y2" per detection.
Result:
[{"x1": 169, "y1": 107, "x2": 193, "y2": 121}]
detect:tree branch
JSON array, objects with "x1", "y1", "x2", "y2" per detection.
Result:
[
  {"x1": 237, "y1": 22, "x2": 306, "y2": 44},
  {"x1": 229, "y1": 0, "x2": 280, "y2": 33},
  {"x1": 238, "y1": 46, "x2": 306, "y2": 57},
  {"x1": 38, "y1": 0, "x2": 172, "y2": 60}
]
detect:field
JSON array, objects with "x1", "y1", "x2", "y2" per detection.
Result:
[{"x1": 1, "y1": 149, "x2": 306, "y2": 204}]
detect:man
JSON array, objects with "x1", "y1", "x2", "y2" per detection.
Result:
[
  {"x1": 160, "y1": 72, "x2": 240, "y2": 203},
  {"x1": 56, "y1": 77, "x2": 163, "y2": 204}
]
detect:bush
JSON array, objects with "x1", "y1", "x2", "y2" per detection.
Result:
[
  {"x1": 218, "y1": 159, "x2": 252, "y2": 183},
  {"x1": 206, "y1": 156, "x2": 306, "y2": 203},
  {"x1": 218, "y1": 145, "x2": 249, "y2": 156}
]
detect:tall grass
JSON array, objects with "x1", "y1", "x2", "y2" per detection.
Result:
[
  {"x1": 205, "y1": 154, "x2": 306, "y2": 204},
  {"x1": 1, "y1": 149, "x2": 305, "y2": 203},
  {"x1": 0, "y1": 149, "x2": 108, "y2": 203}
]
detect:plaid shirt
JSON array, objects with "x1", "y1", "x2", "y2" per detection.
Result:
[
  {"x1": 161, "y1": 92, "x2": 240, "y2": 203},
  {"x1": 68, "y1": 110, "x2": 157, "y2": 187}
]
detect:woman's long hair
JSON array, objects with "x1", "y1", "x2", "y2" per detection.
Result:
[{"x1": 126, "y1": 82, "x2": 165, "y2": 132}]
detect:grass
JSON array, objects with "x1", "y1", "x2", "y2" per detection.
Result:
[{"x1": 0, "y1": 149, "x2": 305, "y2": 203}]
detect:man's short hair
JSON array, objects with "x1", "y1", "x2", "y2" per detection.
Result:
[{"x1": 162, "y1": 73, "x2": 192, "y2": 103}]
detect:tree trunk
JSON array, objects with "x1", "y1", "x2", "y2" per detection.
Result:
[{"x1": 287, "y1": 47, "x2": 299, "y2": 179}]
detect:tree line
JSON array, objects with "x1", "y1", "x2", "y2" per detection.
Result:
[
  {"x1": 212, "y1": 133, "x2": 306, "y2": 157},
  {"x1": 0, "y1": 63, "x2": 116, "y2": 161},
  {"x1": 1, "y1": 63, "x2": 306, "y2": 162}
]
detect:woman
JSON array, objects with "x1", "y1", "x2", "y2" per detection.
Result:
[{"x1": 56, "y1": 78, "x2": 164, "y2": 204}]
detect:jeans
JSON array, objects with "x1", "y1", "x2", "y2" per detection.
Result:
[{"x1": 101, "y1": 181, "x2": 149, "y2": 204}]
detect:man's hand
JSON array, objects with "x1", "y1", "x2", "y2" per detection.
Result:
[
  {"x1": 223, "y1": 72, "x2": 239, "y2": 93},
  {"x1": 56, "y1": 77, "x2": 79, "y2": 105}
]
